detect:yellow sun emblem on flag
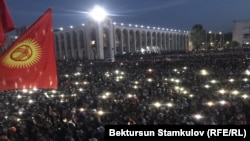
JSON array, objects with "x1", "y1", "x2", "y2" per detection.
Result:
[{"x1": 2, "y1": 39, "x2": 42, "y2": 68}]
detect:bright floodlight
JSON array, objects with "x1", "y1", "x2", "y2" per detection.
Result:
[{"x1": 89, "y1": 5, "x2": 107, "y2": 22}]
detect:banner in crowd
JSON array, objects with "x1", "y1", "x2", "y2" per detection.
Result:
[
  {"x1": 0, "y1": 0, "x2": 15, "y2": 47},
  {"x1": 0, "y1": 8, "x2": 58, "y2": 90}
]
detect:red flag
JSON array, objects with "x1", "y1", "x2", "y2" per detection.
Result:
[
  {"x1": 0, "y1": 0, "x2": 15, "y2": 47},
  {"x1": 0, "y1": 8, "x2": 58, "y2": 90}
]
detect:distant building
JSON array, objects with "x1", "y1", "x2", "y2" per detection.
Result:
[
  {"x1": 4, "y1": 17, "x2": 190, "y2": 61},
  {"x1": 232, "y1": 20, "x2": 250, "y2": 47}
]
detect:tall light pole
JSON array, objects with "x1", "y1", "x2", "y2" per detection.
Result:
[
  {"x1": 219, "y1": 32, "x2": 223, "y2": 48},
  {"x1": 88, "y1": 5, "x2": 107, "y2": 60},
  {"x1": 208, "y1": 31, "x2": 212, "y2": 44},
  {"x1": 206, "y1": 30, "x2": 212, "y2": 50}
]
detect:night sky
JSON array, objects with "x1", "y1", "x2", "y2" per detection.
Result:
[{"x1": 6, "y1": 0, "x2": 250, "y2": 33}]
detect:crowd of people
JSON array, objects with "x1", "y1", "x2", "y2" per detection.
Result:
[{"x1": 0, "y1": 50, "x2": 250, "y2": 141}]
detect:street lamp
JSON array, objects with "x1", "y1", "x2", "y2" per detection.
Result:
[
  {"x1": 91, "y1": 40, "x2": 96, "y2": 59},
  {"x1": 88, "y1": 5, "x2": 108, "y2": 60},
  {"x1": 218, "y1": 32, "x2": 224, "y2": 48},
  {"x1": 206, "y1": 30, "x2": 212, "y2": 50},
  {"x1": 208, "y1": 31, "x2": 212, "y2": 44}
]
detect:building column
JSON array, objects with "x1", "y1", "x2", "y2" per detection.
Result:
[
  {"x1": 127, "y1": 33, "x2": 130, "y2": 53},
  {"x1": 109, "y1": 25, "x2": 115, "y2": 61},
  {"x1": 96, "y1": 23, "x2": 104, "y2": 60},
  {"x1": 121, "y1": 32, "x2": 124, "y2": 53}
]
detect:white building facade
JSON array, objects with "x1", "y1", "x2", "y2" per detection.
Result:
[
  {"x1": 54, "y1": 17, "x2": 190, "y2": 61},
  {"x1": 232, "y1": 20, "x2": 250, "y2": 47}
]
